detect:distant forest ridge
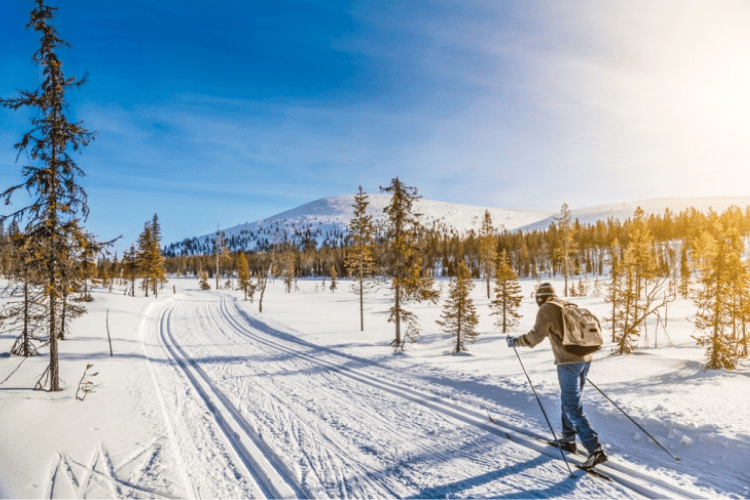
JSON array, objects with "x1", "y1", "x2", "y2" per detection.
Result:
[{"x1": 163, "y1": 195, "x2": 750, "y2": 257}]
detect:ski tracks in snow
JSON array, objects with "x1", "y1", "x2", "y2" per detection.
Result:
[
  {"x1": 142, "y1": 291, "x2": 644, "y2": 499},
  {"x1": 44, "y1": 439, "x2": 177, "y2": 499}
]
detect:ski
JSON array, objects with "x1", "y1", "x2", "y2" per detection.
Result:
[
  {"x1": 545, "y1": 441, "x2": 613, "y2": 481},
  {"x1": 576, "y1": 465, "x2": 612, "y2": 482},
  {"x1": 486, "y1": 411, "x2": 613, "y2": 482},
  {"x1": 546, "y1": 440, "x2": 578, "y2": 454}
]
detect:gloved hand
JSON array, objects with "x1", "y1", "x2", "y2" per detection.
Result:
[{"x1": 506, "y1": 336, "x2": 518, "y2": 348}]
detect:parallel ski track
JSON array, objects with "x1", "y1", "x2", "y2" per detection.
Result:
[
  {"x1": 215, "y1": 294, "x2": 708, "y2": 500},
  {"x1": 157, "y1": 304, "x2": 302, "y2": 500},
  {"x1": 198, "y1": 304, "x2": 407, "y2": 498}
]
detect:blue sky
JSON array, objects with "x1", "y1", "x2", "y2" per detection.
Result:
[{"x1": 2, "y1": 0, "x2": 750, "y2": 252}]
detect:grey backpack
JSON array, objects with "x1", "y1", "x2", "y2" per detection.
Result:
[{"x1": 549, "y1": 299, "x2": 603, "y2": 355}]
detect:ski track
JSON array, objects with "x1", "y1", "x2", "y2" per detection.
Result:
[
  {"x1": 141, "y1": 288, "x2": 729, "y2": 499},
  {"x1": 210, "y1": 294, "x2": 719, "y2": 499},
  {"x1": 157, "y1": 304, "x2": 299, "y2": 499}
]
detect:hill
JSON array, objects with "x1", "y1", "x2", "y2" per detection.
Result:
[{"x1": 164, "y1": 195, "x2": 750, "y2": 256}]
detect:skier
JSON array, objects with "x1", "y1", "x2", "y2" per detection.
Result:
[{"x1": 506, "y1": 282, "x2": 608, "y2": 470}]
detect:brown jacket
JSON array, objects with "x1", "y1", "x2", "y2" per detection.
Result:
[{"x1": 516, "y1": 300, "x2": 593, "y2": 365}]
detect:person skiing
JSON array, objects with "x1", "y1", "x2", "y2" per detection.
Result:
[{"x1": 506, "y1": 282, "x2": 608, "y2": 470}]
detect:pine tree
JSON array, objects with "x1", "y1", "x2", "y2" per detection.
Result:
[
  {"x1": 214, "y1": 229, "x2": 226, "y2": 290},
  {"x1": 554, "y1": 203, "x2": 577, "y2": 296},
  {"x1": 135, "y1": 215, "x2": 166, "y2": 297},
  {"x1": 679, "y1": 243, "x2": 691, "y2": 299},
  {"x1": 237, "y1": 252, "x2": 255, "y2": 301},
  {"x1": 592, "y1": 277, "x2": 601, "y2": 297},
  {"x1": 692, "y1": 223, "x2": 744, "y2": 369},
  {"x1": 438, "y1": 262, "x2": 479, "y2": 354},
  {"x1": 380, "y1": 178, "x2": 438, "y2": 351},
  {"x1": 491, "y1": 249, "x2": 523, "y2": 333},
  {"x1": 606, "y1": 239, "x2": 621, "y2": 342},
  {"x1": 479, "y1": 210, "x2": 498, "y2": 299},
  {"x1": 0, "y1": 0, "x2": 97, "y2": 390},
  {"x1": 198, "y1": 268, "x2": 211, "y2": 290},
  {"x1": 344, "y1": 186, "x2": 376, "y2": 331},
  {"x1": 609, "y1": 211, "x2": 675, "y2": 355},
  {"x1": 281, "y1": 251, "x2": 295, "y2": 293},
  {"x1": 122, "y1": 245, "x2": 139, "y2": 296},
  {"x1": 329, "y1": 264, "x2": 337, "y2": 293},
  {"x1": 0, "y1": 231, "x2": 46, "y2": 357}
]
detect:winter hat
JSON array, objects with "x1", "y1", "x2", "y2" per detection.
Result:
[{"x1": 535, "y1": 282, "x2": 556, "y2": 305}]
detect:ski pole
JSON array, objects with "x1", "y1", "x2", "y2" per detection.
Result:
[
  {"x1": 586, "y1": 377, "x2": 681, "y2": 462},
  {"x1": 511, "y1": 340, "x2": 575, "y2": 478}
]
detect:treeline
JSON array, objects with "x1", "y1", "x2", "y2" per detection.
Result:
[{"x1": 155, "y1": 185, "x2": 750, "y2": 369}]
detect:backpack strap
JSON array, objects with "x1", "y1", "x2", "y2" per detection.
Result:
[{"x1": 544, "y1": 298, "x2": 570, "y2": 341}]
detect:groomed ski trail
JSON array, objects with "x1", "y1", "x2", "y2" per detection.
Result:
[{"x1": 143, "y1": 290, "x2": 708, "y2": 499}]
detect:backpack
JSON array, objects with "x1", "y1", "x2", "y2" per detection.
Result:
[{"x1": 548, "y1": 299, "x2": 603, "y2": 356}]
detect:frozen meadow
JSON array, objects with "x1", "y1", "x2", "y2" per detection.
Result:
[{"x1": 0, "y1": 275, "x2": 748, "y2": 499}]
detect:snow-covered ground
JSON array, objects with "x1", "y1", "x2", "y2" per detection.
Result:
[{"x1": 0, "y1": 275, "x2": 748, "y2": 498}]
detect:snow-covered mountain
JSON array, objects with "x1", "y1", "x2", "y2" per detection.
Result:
[
  {"x1": 165, "y1": 194, "x2": 555, "y2": 255},
  {"x1": 519, "y1": 196, "x2": 750, "y2": 232},
  {"x1": 165, "y1": 195, "x2": 750, "y2": 255}
]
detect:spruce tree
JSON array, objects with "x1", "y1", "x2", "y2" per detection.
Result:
[
  {"x1": 491, "y1": 249, "x2": 523, "y2": 333},
  {"x1": 344, "y1": 186, "x2": 376, "y2": 331},
  {"x1": 237, "y1": 252, "x2": 254, "y2": 301},
  {"x1": 0, "y1": 0, "x2": 96, "y2": 390},
  {"x1": 122, "y1": 245, "x2": 138, "y2": 297},
  {"x1": 478, "y1": 210, "x2": 498, "y2": 299},
  {"x1": 606, "y1": 239, "x2": 621, "y2": 342},
  {"x1": 437, "y1": 261, "x2": 479, "y2": 354},
  {"x1": 329, "y1": 264, "x2": 337, "y2": 293},
  {"x1": 692, "y1": 223, "x2": 744, "y2": 369},
  {"x1": 679, "y1": 244, "x2": 691, "y2": 299},
  {"x1": 380, "y1": 178, "x2": 438, "y2": 351},
  {"x1": 136, "y1": 215, "x2": 166, "y2": 297},
  {"x1": 0, "y1": 231, "x2": 46, "y2": 357},
  {"x1": 554, "y1": 203, "x2": 576, "y2": 295},
  {"x1": 610, "y1": 212, "x2": 675, "y2": 355},
  {"x1": 198, "y1": 268, "x2": 211, "y2": 290}
]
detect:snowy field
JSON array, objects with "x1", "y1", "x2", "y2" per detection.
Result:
[{"x1": 0, "y1": 275, "x2": 748, "y2": 499}]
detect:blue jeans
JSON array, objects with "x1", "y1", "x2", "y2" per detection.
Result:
[{"x1": 557, "y1": 362, "x2": 600, "y2": 454}]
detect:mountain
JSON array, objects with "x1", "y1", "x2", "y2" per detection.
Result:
[
  {"x1": 519, "y1": 196, "x2": 750, "y2": 232},
  {"x1": 164, "y1": 195, "x2": 750, "y2": 256}
]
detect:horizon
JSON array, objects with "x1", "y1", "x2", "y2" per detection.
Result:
[
  {"x1": 175, "y1": 192, "x2": 750, "y2": 250},
  {"x1": 2, "y1": 1, "x2": 750, "y2": 254}
]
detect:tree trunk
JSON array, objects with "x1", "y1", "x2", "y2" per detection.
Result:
[
  {"x1": 394, "y1": 283, "x2": 401, "y2": 347},
  {"x1": 359, "y1": 268, "x2": 364, "y2": 332},
  {"x1": 59, "y1": 288, "x2": 67, "y2": 340},
  {"x1": 22, "y1": 278, "x2": 31, "y2": 356}
]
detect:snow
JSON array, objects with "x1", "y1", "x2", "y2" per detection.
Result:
[
  {"x1": 177, "y1": 194, "x2": 556, "y2": 253},
  {"x1": 518, "y1": 196, "x2": 750, "y2": 232},
  {"x1": 176, "y1": 195, "x2": 750, "y2": 255},
  {"x1": 1, "y1": 275, "x2": 749, "y2": 498}
]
